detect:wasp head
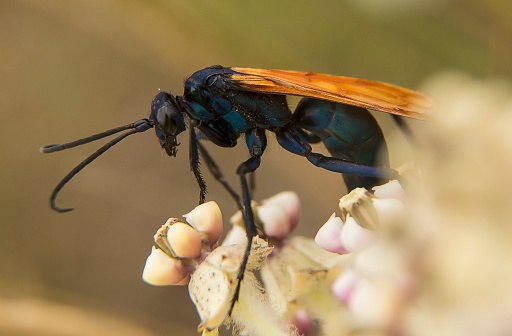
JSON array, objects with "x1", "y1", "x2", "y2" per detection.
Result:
[{"x1": 150, "y1": 92, "x2": 187, "y2": 157}]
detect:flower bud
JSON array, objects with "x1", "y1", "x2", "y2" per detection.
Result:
[
  {"x1": 222, "y1": 224, "x2": 247, "y2": 246},
  {"x1": 262, "y1": 191, "x2": 300, "y2": 231},
  {"x1": 331, "y1": 268, "x2": 357, "y2": 304},
  {"x1": 257, "y1": 203, "x2": 290, "y2": 239},
  {"x1": 184, "y1": 201, "x2": 223, "y2": 242},
  {"x1": 315, "y1": 213, "x2": 346, "y2": 254},
  {"x1": 166, "y1": 222, "x2": 202, "y2": 258},
  {"x1": 142, "y1": 247, "x2": 188, "y2": 286}
]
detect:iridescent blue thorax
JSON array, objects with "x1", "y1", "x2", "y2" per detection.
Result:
[{"x1": 183, "y1": 66, "x2": 292, "y2": 136}]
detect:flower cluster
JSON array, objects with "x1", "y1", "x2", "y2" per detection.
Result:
[
  {"x1": 141, "y1": 179, "x2": 415, "y2": 336},
  {"x1": 142, "y1": 192, "x2": 306, "y2": 336},
  {"x1": 222, "y1": 191, "x2": 300, "y2": 246},
  {"x1": 142, "y1": 201, "x2": 223, "y2": 286},
  {"x1": 315, "y1": 182, "x2": 405, "y2": 255},
  {"x1": 315, "y1": 181, "x2": 410, "y2": 330}
]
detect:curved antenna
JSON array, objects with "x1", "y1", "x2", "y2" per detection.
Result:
[
  {"x1": 43, "y1": 119, "x2": 154, "y2": 212},
  {"x1": 40, "y1": 119, "x2": 152, "y2": 153}
]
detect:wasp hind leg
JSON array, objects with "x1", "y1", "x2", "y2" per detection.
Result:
[{"x1": 275, "y1": 126, "x2": 400, "y2": 185}]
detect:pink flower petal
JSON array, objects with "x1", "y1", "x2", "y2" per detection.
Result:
[
  {"x1": 291, "y1": 309, "x2": 312, "y2": 335},
  {"x1": 262, "y1": 191, "x2": 301, "y2": 231},
  {"x1": 331, "y1": 268, "x2": 358, "y2": 304},
  {"x1": 258, "y1": 204, "x2": 290, "y2": 239},
  {"x1": 315, "y1": 213, "x2": 346, "y2": 254}
]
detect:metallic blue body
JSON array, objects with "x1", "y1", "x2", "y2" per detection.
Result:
[
  {"x1": 293, "y1": 98, "x2": 389, "y2": 190},
  {"x1": 151, "y1": 65, "x2": 390, "y2": 191},
  {"x1": 182, "y1": 66, "x2": 291, "y2": 146}
]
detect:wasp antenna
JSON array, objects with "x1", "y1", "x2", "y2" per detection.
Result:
[
  {"x1": 49, "y1": 120, "x2": 153, "y2": 212},
  {"x1": 40, "y1": 119, "x2": 152, "y2": 154},
  {"x1": 51, "y1": 199, "x2": 74, "y2": 213}
]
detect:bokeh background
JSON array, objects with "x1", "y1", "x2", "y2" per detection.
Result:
[{"x1": 1, "y1": 0, "x2": 511, "y2": 334}]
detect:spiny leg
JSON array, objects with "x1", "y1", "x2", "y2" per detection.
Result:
[
  {"x1": 229, "y1": 128, "x2": 266, "y2": 315},
  {"x1": 189, "y1": 121, "x2": 207, "y2": 204},
  {"x1": 229, "y1": 156, "x2": 261, "y2": 316},
  {"x1": 196, "y1": 126, "x2": 255, "y2": 201},
  {"x1": 196, "y1": 140, "x2": 243, "y2": 210}
]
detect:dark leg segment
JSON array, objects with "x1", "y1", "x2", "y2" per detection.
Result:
[
  {"x1": 229, "y1": 156, "x2": 261, "y2": 316},
  {"x1": 189, "y1": 121, "x2": 207, "y2": 204},
  {"x1": 306, "y1": 152, "x2": 398, "y2": 179},
  {"x1": 229, "y1": 128, "x2": 266, "y2": 315},
  {"x1": 196, "y1": 140, "x2": 243, "y2": 210},
  {"x1": 248, "y1": 172, "x2": 256, "y2": 200},
  {"x1": 276, "y1": 127, "x2": 399, "y2": 181}
]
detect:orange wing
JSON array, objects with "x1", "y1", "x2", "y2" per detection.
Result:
[{"x1": 229, "y1": 67, "x2": 432, "y2": 120}]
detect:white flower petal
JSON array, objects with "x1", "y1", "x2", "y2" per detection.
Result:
[
  {"x1": 349, "y1": 279, "x2": 399, "y2": 328},
  {"x1": 262, "y1": 191, "x2": 300, "y2": 230},
  {"x1": 184, "y1": 201, "x2": 223, "y2": 242},
  {"x1": 142, "y1": 247, "x2": 188, "y2": 286},
  {"x1": 373, "y1": 180, "x2": 406, "y2": 202},
  {"x1": 258, "y1": 204, "x2": 291, "y2": 239},
  {"x1": 340, "y1": 215, "x2": 375, "y2": 253},
  {"x1": 222, "y1": 225, "x2": 247, "y2": 246},
  {"x1": 372, "y1": 198, "x2": 405, "y2": 227}
]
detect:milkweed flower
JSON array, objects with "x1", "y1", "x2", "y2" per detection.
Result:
[
  {"x1": 228, "y1": 192, "x2": 350, "y2": 335},
  {"x1": 315, "y1": 182, "x2": 405, "y2": 255},
  {"x1": 142, "y1": 194, "x2": 304, "y2": 336},
  {"x1": 226, "y1": 191, "x2": 301, "y2": 244},
  {"x1": 314, "y1": 181, "x2": 410, "y2": 330},
  {"x1": 142, "y1": 202, "x2": 223, "y2": 287}
]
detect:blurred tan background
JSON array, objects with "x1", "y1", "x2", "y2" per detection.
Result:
[{"x1": 1, "y1": 0, "x2": 511, "y2": 334}]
